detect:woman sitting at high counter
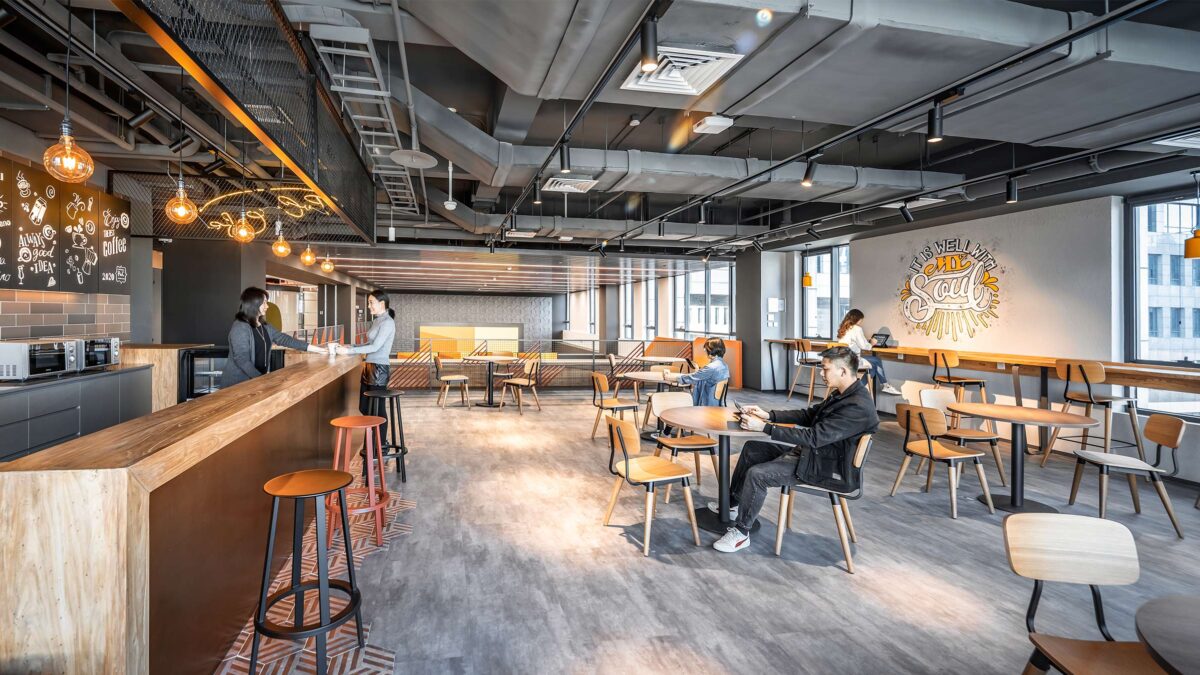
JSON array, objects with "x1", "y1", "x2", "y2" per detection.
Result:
[
  {"x1": 837, "y1": 308, "x2": 901, "y2": 396},
  {"x1": 667, "y1": 337, "x2": 730, "y2": 406},
  {"x1": 221, "y1": 286, "x2": 327, "y2": 388}
]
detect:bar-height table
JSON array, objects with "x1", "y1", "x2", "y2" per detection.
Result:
[
  {"x1": 948, "y1": 402, "x2": 1097, "y2": 513},
  {"x1": 658, "y1": 406, "x2": 766, "y2": 533},
  {"x1": 464, "y1": 355, "x2": 518, "y2": 407}
]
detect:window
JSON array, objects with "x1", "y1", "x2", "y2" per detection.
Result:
[
  {"x1": 801, "y1": 245, "x2": 850, "y2": 339},
  {"x1": 709, "y1": 265, "x2": 732, "y2": 335},
  {"x1": 1171, "y1": 255, "x2": 1184, "y2": 285},
  {"x1": 645, "y1": 278, "x2": 657, "y2": 338},
  {"x1": 670, "y1": 264, "x2": 737, "y2": 337},
  {"x1": 1171, "y1": 307, "x2": 1184, "y2": 337},
  {"x1": 620, "y1": 283, "x2": 634, "y2": 339},
  {"x1": 1148, "y1": 307, "x2": 1162, "y2": 337},
  {"x1": 1148, "y1": 254, "x2": 1161, "y2": 285},
  {"x1": 1193, "y1": 261, "x2": 1200, "y2": 286},
  {"x1": 588, "y1": 285, "x2": 597, "y2": 335},
  {"x1": 1193, "y1": 308, "x2": 1200, "y2": 338}
]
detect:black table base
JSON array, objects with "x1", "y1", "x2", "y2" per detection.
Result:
[
  {"x1": 981, "y1": 494, "x2": 1058, "y2": 514},
  {"x1": 695, "y1": 508, "x2": 761, "y2": 534}
]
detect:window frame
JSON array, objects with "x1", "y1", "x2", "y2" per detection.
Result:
[{"x1": 799, "y1": 244, "x2": 850, "y2": 340}]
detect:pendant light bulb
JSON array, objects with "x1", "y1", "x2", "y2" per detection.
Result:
[
  {"x1": 164, "y1": 179, "x2": 198, "y2": 225},
  {"x1": 300, "y1": 245, "x2": 317, "y2": 266},
  {"x1": 320, "y1": 257, "x2": 335, "y2": 273},
  {"x1": 44, "y1": 120, "x2": 94, "y2": 183},
  {"x1": 640, "y1": 17, "x2": 659, "y2": 73},
  {"x1": 231, "y1": 210, "x2": 256, "y2": 243},
  {"x1": 271, "y1": 222, "x2": 291, "y2": 257}
]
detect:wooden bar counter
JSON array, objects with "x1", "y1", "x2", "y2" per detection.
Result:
[{"x1": 0, "y1": 353, "x2": 362, "y2": 674}]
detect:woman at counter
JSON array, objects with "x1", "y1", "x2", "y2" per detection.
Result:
[
  {"x1": 837, "y1": 308, "x2": 901, "y2": 395},
  {"x1": 335, "y1": 290, "x2": 397, "y2": 419},
  {"x1": 220, "y1": 287, "x2": 327, "y2": 388}
]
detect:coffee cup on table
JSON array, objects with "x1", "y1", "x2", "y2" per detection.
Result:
[{"x1": 327, "y1": 343, "x2": 338, "y2": 356}]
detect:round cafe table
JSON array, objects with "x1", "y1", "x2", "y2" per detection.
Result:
[
  {"x1": 948, "y1": 402, "x2": 1098, "y2": 514},
  {"x1": 622, "y1": 370, "x2": 690, "y2": 440},
  {"x1": 463, "y1": 355, "x2": 518, "y2": 407},
  {"x1": 657, "y1": 406, "x2": 766, "y2": 534},
  {"x1": 638, "y1": 355, "x2": 689, "y2": 368},
  {"x1": 1136, "y1": 595, "x2": 1200, "y2": 675}
]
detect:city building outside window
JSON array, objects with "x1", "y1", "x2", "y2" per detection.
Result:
[
  {"x1": 1148, "y1": 253, "x2": 1161, "y2": 285},
  {"x1": 1171, "y1": 307, "x2": 1184, "y2": 337},
  {"x1": 1171, "y1": 255, "x2": 1183, "y2": 285}
]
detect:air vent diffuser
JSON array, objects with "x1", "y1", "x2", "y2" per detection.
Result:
[
  {"x1": 620, "y1": 46, "x2": 744, "y2": 96},
  {"x1": 1153, "y1": 131, "x2": 1200, "y2": 150},
  {"x1": 542, "y1": 176, "x2": 599, "y2": 193}
]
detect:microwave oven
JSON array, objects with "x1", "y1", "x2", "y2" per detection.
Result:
[
  {"x1": 0, "y1": 339, "x2": 80, "y2": 381},
  {"x1": 80, "y1": 337, "x2": 120, "y2": 370}
]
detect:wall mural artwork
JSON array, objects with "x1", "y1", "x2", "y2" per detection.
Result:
[{"x1": 899, "y1": 237, "x2": 1001, "y2": 341}]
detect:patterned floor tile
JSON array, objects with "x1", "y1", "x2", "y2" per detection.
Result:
[
  {"x1": 236, "y1": 633, "x2": 303, "y2": 664},
  {"x1": 303, "y1": 621, "x2": 370, "y2": 658}
]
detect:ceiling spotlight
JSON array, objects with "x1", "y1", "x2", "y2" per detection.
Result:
[
  {"x1": 558, "y1": 235, "x2": 574, "y2": 242},
  {"x1": 619, "y1": 238, "x2": 625, "y2": 252},
  {"x1": 533, "y1": 181, "x2": 543, "y2": 205},
  {"x1": 640, "y1": 16, "x2": 659, "y2": 73},
  {"x1": 601, "y1": 239, "x2": 609, "y2": 248},
  {"x1": 1005, "y1": 177, "x2": 1019, "y2": 204},
  {"x1": 752, "y1": 240, "x2": 764, "y2": 252},
  {"x1": 559, "y1": 143, "x2": 571, "y2": 173},
  {"x1": 200, "y1": 157, "x2": 226, "y2": 175},
  {"x1": 629, "y1": 114, "x2": 641, "y2": 127},
  {"x1": 448, "y1": 106, "x2": 457, "y2": 113},
  {"x1": 899, "y1": 201, "x2": 916, "y2": 223},
  {"x1": 801, "y1": 159, "x2": 818, "y2": 188},
  {"x1": 806, "y1": 226, "x2": 820, "y2": 240},
  {"x1": 927, "y1": 101, "x2": 944, "y2": 143}
]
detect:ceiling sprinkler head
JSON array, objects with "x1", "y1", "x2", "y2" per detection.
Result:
[{"x1": 444, "y1": 199, "x2": 457, "y2": 211}]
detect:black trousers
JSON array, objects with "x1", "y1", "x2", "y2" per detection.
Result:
[
  {"x1": 730, "y1": 440, "x2": 800, "y2": 532},
  {"x1": 359, "y1": 363, "x2": 391, "y2": 447}
]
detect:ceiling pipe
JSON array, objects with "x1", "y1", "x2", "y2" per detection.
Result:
[{"x1": 0, "y1": 63, "x2": 135, "y2": 150}]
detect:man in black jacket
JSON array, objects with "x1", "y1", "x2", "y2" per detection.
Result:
[{"x1": 712, "y1": 346, "x2": 879, "y2": 553}]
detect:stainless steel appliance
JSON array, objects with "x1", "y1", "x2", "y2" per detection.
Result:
[
  {"x1": 0, "y1": 339, "x2": 80, "y2": 381},
  {"x1": 80, "y1": 337, "x2": 120, "y2": 370}
]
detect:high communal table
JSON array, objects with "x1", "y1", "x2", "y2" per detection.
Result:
[
  {"x1": 1136, "y1": 594, "x2": 1200, "y2": 675},
  {"x1": 464, "y1": 355, "x2": 518, "y2": 407},
  {"x1": 948, "y1": 402, "x2": 1097, "y2": 514},
  {"x1": 657, "y1": 406, "x2": 766, "y2": 534}
]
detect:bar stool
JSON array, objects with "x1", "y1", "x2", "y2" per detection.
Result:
[
  {"x1": 786, "y1": 339, "x2": 822, "y2": 402},
  {"x1": 251, "y1": 469, "x2": 363, "y2": 675},
  {"x1": 328, "y1": 415, "x2": 390, "y2": 546},
  {"x1": 1041, "y1": 360, "x2": 1146, "y2": 468},
  {"x1": 928, "y1": 349, "x2": 993, "y2": 432},
  {"x1": 363, "y1": 389, "x2": 408, "y2": 482}
]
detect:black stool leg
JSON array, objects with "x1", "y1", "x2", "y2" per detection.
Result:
[
  {"x1": 392, "y1": 397, "x2": 407, "y2": 481},
  {"x1": 250, "y1": 496, "x2": 281, "y2": 671},
  {"x1": 313, "y1": 495, "x2": 331, "y2": 675},
  {"x1": 337, "y1": 487, "x2": 366, "y2": 649},
  {"x1": 292, "y1": 497, "x2": 305, "y2": 629}
]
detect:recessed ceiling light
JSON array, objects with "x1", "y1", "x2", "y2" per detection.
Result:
[
  {"x1": 558, "y1": 235, "x2": 574, "y2": 241},
  {"x1": 448, "y1": 107, "x2": 457, "y2": 113}
]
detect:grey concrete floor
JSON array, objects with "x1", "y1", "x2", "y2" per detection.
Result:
[{"x1": 356, "y1": 389, "x2": 1200, "y2": 674}]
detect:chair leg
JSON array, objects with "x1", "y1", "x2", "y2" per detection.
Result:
[
  {"x1": 1127, "y1": 473, "x2": 1141, "y2": 513},
  {"x1": 1040, "y1": 401, "x2": 1073, "y2": 467},
  {"x1": 925, "y1": 460, "x2": 935, "y2": 493},
  {"x1": 1069, "y1": 459, "x2": 1086, "y2": 505},
  {"x1": 1099, "y1": 468, "x2": 1110, "y2": 519},
  {"x1": 775, "y1": 492, "x2": 790, "y2": 556},
  {"x1": 808, "y1": 366, "x2": 817, "y2": 405},
  {"x1": 1081, "y1": 402, "x2": 1094, "y2": 450},
  {"x1": 591, "y1": 408, "x2": 603, "y2": 439},
  {"x1": 693, "y1": 453, "x2": 703, "y2": 486},
  {"x1": 681, "y1": 483, "x2": 701, "y2": 546},
  {"x1": 989, "y1": 440, "x2": 1008, "y2": 486},
  {"x1": 1102, "y1": 405, "x2": 1113, "y2": 454},
  {"x1": 709, "y1": 453, "x2": 719, "y2": 479},
  {"x1": 1022, "y1": 649, "x2": 1053, "y2": 675},
  {"x1": 642, "y1": 403, "x2": 654, "y2": 430},
  {"x1": 530, "y1": 386, "x2": 542, "y2": 411},
  {"x1": 787, "y1": 492, "x2": 795, "y2": 530},
  {"x1": 438, "y1": 383, "x2": 447, "y2": 409},
  {"x1": 1127, "y1": 403, "x2": 1146, "y2": 461},
  {"x1": 1150, "y1": 475, "x2": 1183, "y2": 538},
  {"x1": 643, "y1": 489, "x2": 655, "y2": 556},
  {"x1": 947, "y1": 463, "x2": 959, "y2": 519},
  {"x1": 663, "y1": 453, "x2": 675, "y2": 503},
  {"x1": 603, "y1": 477, "x2": 623, "y2": 526},
  {"x1": 830, "y1": 496, "x2": 855, "y2": 574},
  {"x1": 462, "y1": 383, "x2": 471, "y2": 407},
  {"x1": 979, "y1": 384, "x2": 994, "y2": 434},
  {"x1": 498, "y1": 385, "x2": 508, "y2": 409},
  {"x1": 890, "y1": 454, "x2": 913, "y2": 496},
  {"x1": 840, "y1": 496, "x2": 857, "y2": 543},
  {"x1": 515, "y1": 387, "x2": 524, "y2": 415},
  {"x1": 914, "y1": 457, "x2": 927, "y2": 476},
  {"x1": 975, "y1": 459, "x2": 995, "y2": 514}
]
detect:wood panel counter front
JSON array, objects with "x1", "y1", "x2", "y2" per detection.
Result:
[{"x1": 0, "y1": 353, "x2": 362, "y2": 674}]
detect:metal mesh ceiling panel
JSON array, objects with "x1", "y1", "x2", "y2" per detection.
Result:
[
  {"x1": 126, "y1": 0, "x2": 376, "y2": 240},
  {"x1": 110, "y1": 172, "x2": 366, "y2": 243}
]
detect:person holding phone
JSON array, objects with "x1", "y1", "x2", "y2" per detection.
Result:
[
  {"x1": 711, "y1": 346, "x2": 878, "y2": 553},
  {"x1": 837, "y1": 308, "x2": 901, "y2": 395},
  {"x1": 220, "y1": 286, "x2": 328, "y2": 388}
]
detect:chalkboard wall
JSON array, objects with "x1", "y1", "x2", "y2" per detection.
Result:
[{"x1": 0, "y1": 158, "x2": 131, "y2": 294}]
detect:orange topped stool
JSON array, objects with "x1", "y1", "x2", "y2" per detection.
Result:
[{"x1": 327, "y1": 415, "x2": 390, "y2": 547}]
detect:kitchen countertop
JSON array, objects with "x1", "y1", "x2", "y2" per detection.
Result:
[{"x1": 0, "y1": 362, "x2": 153, "y2": 395}]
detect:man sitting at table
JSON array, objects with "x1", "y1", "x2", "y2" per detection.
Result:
[{"x1": 711, "y1": 346, "x2": 879, "y2": 553}]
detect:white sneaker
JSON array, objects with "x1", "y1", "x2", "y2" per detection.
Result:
[
  {"x1": 881, "y1": 384, "x2": 902, "y2": 395},
  {"x1": 707, "y1": 501, "x2": 738, "y2": 519},
  {"x1": 713, "y1": 527, "x2": 750, "y2": 553}
]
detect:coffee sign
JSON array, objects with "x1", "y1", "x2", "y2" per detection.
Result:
[{"x1": 899, "y1": 237, "x2": 1001, "y2": 340}]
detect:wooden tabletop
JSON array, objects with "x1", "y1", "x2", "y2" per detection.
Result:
[
  {"x1": 948, "y1": 402, "x2": 1099, "y2": 428},
  {"x1": 621, "y1": 370, "x2": 685, "y2": 385},
  {"x1": 1136, "y1": 595, "x2": 1200, "y2": 675},
  {"x1": 0, "y1": 353, "x2": 361, "y2": 489},
  {"x1": 639, "y1": 355, "x2": 687, "y2": 364},
  {"x1": 658, "y1": 406, "x2": 766, "y2": 437}
]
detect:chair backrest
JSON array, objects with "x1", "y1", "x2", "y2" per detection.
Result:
[
  {"x1": 522, "y1": 358, "x2": 539, "y2": 377},
  {"x1": 895, "y1": 403, "x2": 948, "y2": 437},
  {"x1": 1003, "y1": 513, "x2": 1139, "y2": 586},
  {"x1": 591, "y1": 371, "x2": 610, "y2": 406},
  {"x1": 852, "y1": 433, "x2": 874, "y2": 469},
  {"x1": 1055, "y1": 359, "x2": 1106, "y2": 385},
  {"x1": 795, "y1": 338, "x2": 813, "y2": 354},
  {"x1": 715, "y1": 380, "x2": 729, "y2": 405},
  {"x1": 919, "y1": 387, "x2": 958, "y2": 414},
  {"x1": 434, "y1": 355, "x2": 445, "y2": 375},
  {"x1": 928, "y1": 348, "x2": 960, "y2": 368},
  {"x1": 606, "y1": 353, "x2": 617, "y2": 374},
  {"x1": 606, "y1": 414, "x2": 643, "y2": 479},
  {"x1": 650, "y1": 391, "x2": 692, "y2": 418},
  {"x1": 1145, "y1": 413, "x2": 1186, "y2": 449}
]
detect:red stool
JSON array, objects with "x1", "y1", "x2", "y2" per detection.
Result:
[{"x1": 327, "y1": 415, "x2": 390, "y2": 547}]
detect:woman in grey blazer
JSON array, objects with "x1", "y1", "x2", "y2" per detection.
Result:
[{"x1": 220, "y1": 287, "x2": 326, "y2": 388}]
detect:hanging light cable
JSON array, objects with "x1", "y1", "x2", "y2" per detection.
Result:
[
  {"x1": 165, "y1": 70, "x2": 197, "y2": 225},
  {"x1": 43, "y1": 0, "x2": 94, "y2": 183}
]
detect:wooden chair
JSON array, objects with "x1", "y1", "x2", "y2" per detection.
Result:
[
  {"x1": 1003, "y1": 513, "x2": 1161, "y2": 675},
  {"x1": 498, "y1": 358, "x2": 542, "y2": 414},
  {"x1": 928, "y1": 349, "x2": 992, "y2": 432},
  {"x1": 776, "y1": 434, "x2": 873, "y2": 574},
  {"x1": 647, "y1": 392, "x2": 718, "y2": 497},
  {"x1": 590, "y1": 372, "x2": 639, "y2": 439},
  {"x1": 890, "y1": 404, "x2": 995, "y2": 519},
  {"x1": 1041, "y1": 360, "x2": 1146, "y2": 468},
  {"x1": 1069, "y1": 413, "x2": 1185, "y2": 538},
  {"x1": 714, "y1": 379, "x2": 729, "y2": 406},
  {"x1": 606, "y1": 353, "x2": 641, "y2": 401},
  {"x1": 786, "y1": 338, "x2": 822, "y2": 402},
  {"x1": 602, "y1": 415, "x2": 701, "y2": 556},
  {"x1": 434, "y1": 355, "x2": 471, "y2": 409},
  {"x1": 918, "y1": 388, "x2": 1007, "y2": 487}
]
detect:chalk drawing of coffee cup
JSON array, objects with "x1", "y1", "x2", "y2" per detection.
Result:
[
  {"x1": 29, "y1": 197, "x2": 46, "y2": 226},
  {"x1": 16, "y1": 172, "x2": 29, "y2": 198},
  {"x1": 17, "y1": 247, "x2": 32, "y2": 263}
]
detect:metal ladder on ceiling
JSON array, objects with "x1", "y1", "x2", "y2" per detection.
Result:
[{"x1": 309, "y1": 23, "x2": 422, "y2": 217}]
